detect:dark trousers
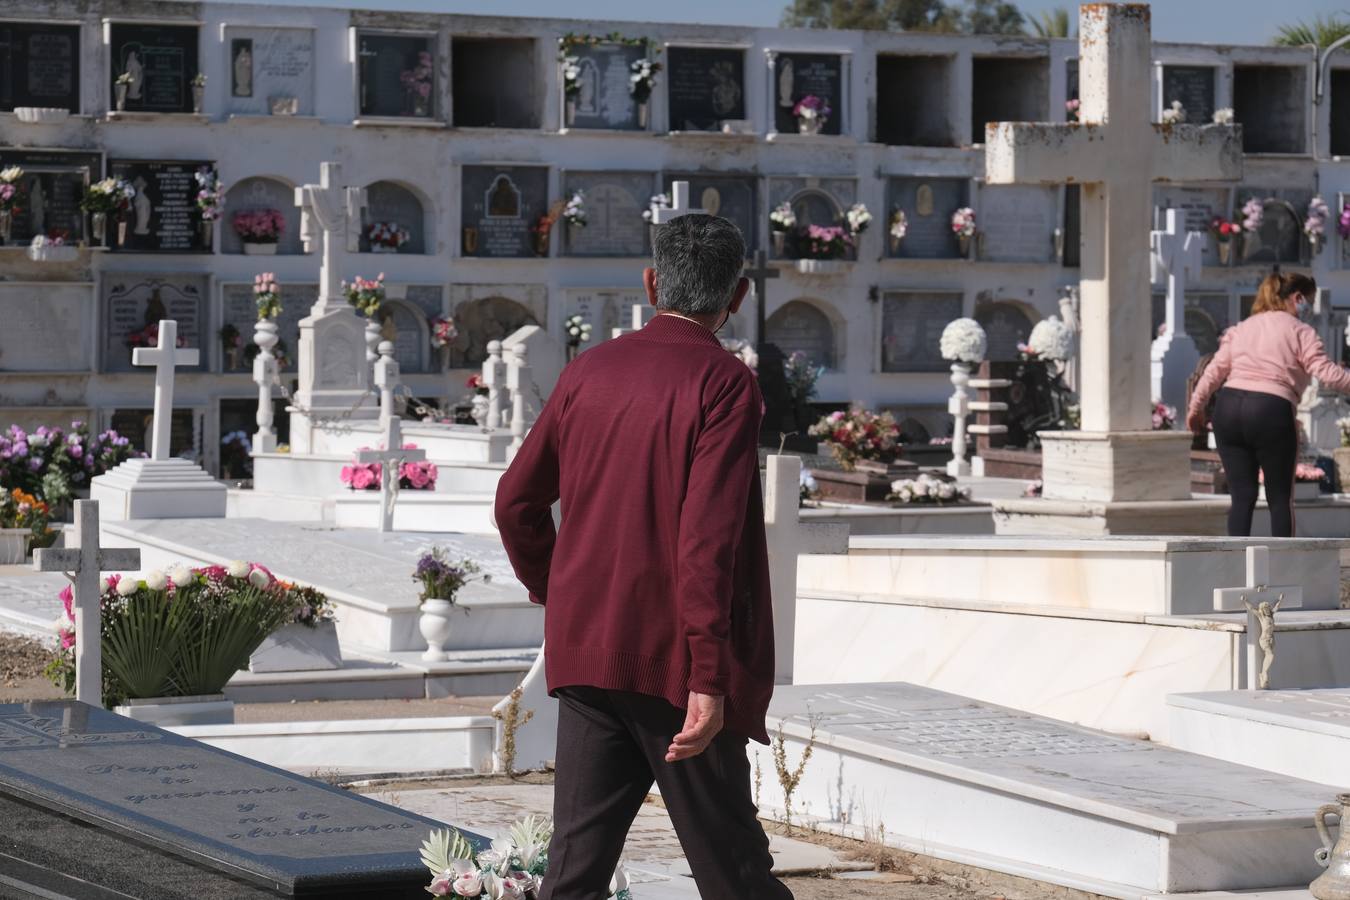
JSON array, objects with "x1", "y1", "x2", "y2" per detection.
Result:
[
  {"x1": 540, "y1": 687, "x2": 792, "y2": 900},
  {"x1": 1211, "y1": 387, "x2": 1299, "y2": 537}
]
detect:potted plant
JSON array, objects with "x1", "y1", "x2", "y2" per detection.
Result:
[
  {"x1": 1209, "y1": 215, "x2": 1239, "y2": 266},
  {"x1": 0, "y1": 166, "x2": 23, "y2": 244},
  {"x1": 629, "y1": 56, "x2": 661, "y2": 128},
  {"x1": 248, "y1": 582, "x2": 342, "y2": 673},
  {"x1": 195, "y1": 168, "x2": 225, "y2": 245},
  {"x1": 412, "y1": 548, "x2": 488, "y2": 661},
  {"x1": 114, "y1": 72, "x2": 132, "y2": 111},
  {"x1": 951, "y1": 207, "x2": 977, "y2": 258},
  {"x1": 80, "y1": 177, "x2": 134, "y2": 247},
  {"x1": 400, "y1": 51, "x2": 434, "y2": 117},
  {"x1": 232, "y1": 208, "x2": 285, "y2": 255},
  {"x1": 792, "y1": 94, "x2": 830, "y2": 135},
  {"x1": 1306, "y1": 195, "x2": 1330, "y2": 258},
  {"x1": 0, "y1": 488, "x2": 51, "y2": 564},
  {"x1": 343, "y1": 272, "x2": 385, "y2": 317},
  {"x1": 769, "y1": 201, "x2": 796, "y2": 257},
  {"x1": 191, "y1": 73, "x2": 207, "y2": 113},
  {"x1": 888, "y1": 208, "x2": 908, "y2": 254},
  {"x1": 366, "y1": 221, "x2": 410, "y2": 253}
]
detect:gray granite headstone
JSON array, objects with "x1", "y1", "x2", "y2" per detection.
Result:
[
  {"x1": 887, "y1": 176, "x2": 966, "y2": 259},
  {"x1": 1162, "y1": 65, "x2": 1216, "y2": 125},
  {"x1": 971, "y1": 56, "x2": 1048, "y2": 145},
  {"x1": 0, "y1": 22, "x2": 80, "y2": 112},
  {"x1": 461, "y1": 165, "x2": 549, "y2": 258},
  {"x1": 773, "y1": 52, "x2": 843, "y2": 136},
  {"x1": 357, "y1": 32, "x2": 434, "y2": 119},
  {"x1": 876, "y1": 55, "x2": 950, "y2": 146},
  {"x1": 0, "y1": 283, "x2": 92, "y2": 372},
  {"x1": 223, "y1": 176, "x2": 304, "y2": 255},
  {"x1": 564, "y1": 41, "x2": 645, "y2": 130},
  {"x1": 766, "y1": 300, "x2": 835, "y2": 367},
  {"x1": 0, "y1": 148, "x2": 98, "y2": 245},
  {"x1": 1234, "y1": 65, "x2": 1307, "y2": 154},
  {"x1": 0, "y1": 701, "x2": 475, "y2": 899},
  {"x1": 107, "y1": 159, "x2": 214, "y2": 254},
  {"x1": 660, "y1": 173, "x2": 757, "y2": 252},
  {"x1": 224, "y1": 27, "x2": 315, "y2": 117},
  {"x1": 102, "y1": 274, "x2": 207, "y2": 373},
  {"x1": 979, "y1": 185, "x2": 1057, "y2": 263},
  {"x1": 666, "y1": 46, "x2": 744, "y2": 132},
  {"x1": 882, "y1": 291, "x2": 962, "y2": 373},
  {"x1": 108, "y1": 22, "x2": 199, "y2": 114},
  {"x1": 562, "y1": 171, "x2": 653, "y2": 257},
  {"x1": 362, "y1": 181, "x2": 426, "y2": 254}
]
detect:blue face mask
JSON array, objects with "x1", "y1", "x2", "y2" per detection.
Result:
[{"x1": 1295, "y1": 297, "x2": 1311, "y2": 320}]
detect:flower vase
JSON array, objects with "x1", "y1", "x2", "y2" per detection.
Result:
[
  {"x1": 637, "y1": 101, "x2": 649, "y2": 129},
  {"x1": 1312, "y1": 792, "x2": 1350, "y2": 899},
  {"x1": 419, "y1": 599, "x2": 454, "y2": 662},
  {"x1": 533, "y1": 230, "x2": 550, "y2": 257},
  {"x1": 1311, "y1": 233, "x2": 1324, "y2": 258},
  {"x1": 199, "y1": 219, "x2": 213, "y2": 249},
  {"x1": 1218, "y1": 240, "x2": 1232, "y2": 266},
  {"x1": 565, "y1": 97, "x2": 576, "y2": 128},
  {"x1": 797, "y1": 116, "x2": 822, "y2": 136},
  {"x1": 888, "y1": 234, "x2": 901, "y2": 254},
  {"x1": 243, "y1": 242, "x2": 278, "y2": 256},
  {"x1": 115, "y1": 83, "x2": 127, "y2": 112},
  {"x1": 371, "y1": 244, "x2": 397, "y2": 254},
  {"x1": 412, "y1": 91, "x2": 430, "y2": 118},
  {"x1": 0, "y1": 528, "x2": 29, "y2": 565},
  {"x1": 462, "y1": 226, "x2": 479, "y2": 255},
  {"x1": 90, "y1": 212, "x2": 107, "y2": 246},
  {"x1": 958, "y1": 233, "x2": 972, "y2": 259},
  {"x1": 117, "y1": 218, "x2": 128, "y2": 247},
  {"x1": 192, "y1": 85, "x2": 204, "y2": 114},
  {"x1": 0, "y1": 209, "x2": 11, "y2": 244},
  {"x1": 226, "y1": 346, "x2": 241, "y2": 371},
  {"x1": 772, "y1": 231, "x2": 786, "y2": 257}
]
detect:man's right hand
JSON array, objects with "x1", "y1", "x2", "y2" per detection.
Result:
[{"x1": 666, "y1": 692, "x2": 724, "y2": 762}]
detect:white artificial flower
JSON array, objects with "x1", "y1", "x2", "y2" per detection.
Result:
[
  {"x1": 248, "y1": 568, "x2": 270, "y2": 589},
  {"x1": 143, "y1": 569, "x2": 168, "y2": 591},
  {"x1": 116, "y1": 577, "x2": 139, "y2": 597},
  {"x1": 1213, "y1": 107, "x2": 1234, "y2": 125},
  {"x1": 1027, "y1": 315, "x2": 1076, "y2": 362},
  {"x1": 54, "y1": 612, "x2": 74, "y2": 634},
  {"x1": 167, "y1": 563, "x2": 194, "y2": 587},
  {"x1": 1161, "y1": 100, "x2": 1186, "y2": 125},
  {"x1": 226, "y1": 559, "x2": 250, "y2": 578},
  {"x1": 0, "y1": 166, "x2": 23, "y2": 183},
  {"x1": 101, "y1": 576, "x2": 117, "y2": 592},
  {"x1": 939, "y1": 317, "x2": 988, "y2": 364}
]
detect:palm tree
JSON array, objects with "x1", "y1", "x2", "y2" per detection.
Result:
[
  {"x1": 1029, "y1": 7, "x2": 1074, "y2": 39},
  {"x1": 1272, "y1": 14, "x2": 1350, "y2": 49}
]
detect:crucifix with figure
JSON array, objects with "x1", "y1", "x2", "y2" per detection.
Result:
[
  {"x1": 1212, "y1": 546, "x2": 1303, "y2": 690},
  {"x1": 355, "y1": 341, "x2": 427, "y2": 532},
  {"x1": 1150, "y1": 209, "x2": 1205, "y2": 415},
  {"x1": 985, "y1": 3, "x2": 1241, "y2": 513},
  {"x1": 34, "y1": 501, "x2": 140, "y2": 706}
]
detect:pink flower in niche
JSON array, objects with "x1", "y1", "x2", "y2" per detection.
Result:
[{"x1": 350, "y1": 466, "x2": 378, "y2": 491}]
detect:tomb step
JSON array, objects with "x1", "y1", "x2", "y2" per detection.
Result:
[
  {"x1": 794, "y1": 589, "x2": 1350, "y2": 742},
  {"x1": 755, "y1": 683, "x2": 1337, "y2": 899},
  {"x1": 333, "y1": 490, "x2": 497, "y2": 533},
  {"x1": 1167, "y1": 689, "x2": 1350, "y2": 788},
  {"x1": 252, "y1": 451, "x2": 505, "y2": 498},
  {"x1": 227, "y1": 487, "x2": 333, "y2": 522}
]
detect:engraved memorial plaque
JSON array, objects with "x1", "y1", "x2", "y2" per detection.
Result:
[
  {"x1": 107, "y1": 159, "x2": 213, "y2": 254},
  {"x1": 108, "y1": 23, "x2": 200, "y2": 114},
  {"x1": 563, "y1": 41, "x2": 646, "y2": 130},
  {"x1": 882, "y1": 291, "x2": 963, "y2": 373},
  {"x1": 666, "y1": 46, "x2": 744, "y2": 132},
  {"x1": 221, "y1": 282, "x2": 315, "y2": 373},
  {"x1": 0, "y1": 22, "x2": 80, "y2": 112},
  {"x1": 887, "y1": 177, "x2": 967, "y2": 259},
  {"x1": 661, "y1": 172, "x2": 757, "y2": 252},
  {"x1": 0, "y1": 149, "x2": 99, "y2": 245},
  {"x1": 223, "y1": 27, "x2": 315, "y2": 116},
  {"x1": 101, "y1": 274, "x2": 206, "y2": 373},
  {"x1": 461, "y1": 165, "x2": 549, "y2": 258},
  {"x1": 773, "y1": 52, "x2": 843, "y2": 136},
  {"x1": 1153, "y1": 186, "x2": 1228, "y2": 267},
  {"x1": 0, "y1": 283, "x2": 92, "y2": 372},
  {"x1": 562, "y1": 171, "x2": 653, "y2": 257},
  {"x1": 975, "y1": 301, "x2": 1035, "y2": 361},
  {"x1": 1161, "y1": 65, "x2": 1215, "y2": 125},
  {"x1": 766, "y1": 300, "x2": 836, "y2": 367},
  {"x1": 979, "y1": 185, "x2": 1056, "y2": 263}
]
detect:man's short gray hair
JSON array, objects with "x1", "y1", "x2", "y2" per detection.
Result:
[{"x1": 652, "y1": 214, "x2": 746, "y2": 316}]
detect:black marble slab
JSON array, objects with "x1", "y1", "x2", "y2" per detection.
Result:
[{"x1": 0, "y1": 701, "x2": 481, "y2": 898}]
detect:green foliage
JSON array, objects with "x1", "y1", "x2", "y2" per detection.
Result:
[
  {"x1": 780, "y1": 0, "x2": 1026, "y2": 34},
  {"x1": 170, "y1": 580, "x2": 295, "y2": 696},
  {"x1": 957, "y1": 0, "x2": 1026, "y2": 35},
  {"x1": 1029, "y1": 7, "x2": 1074, "y2": 39},
  {"x1": 102, "y1": 587, "x2": 186, "y2": 700},
  {"x1": 1272, "y1": 14, "x2": 1350, "y2": 48}
]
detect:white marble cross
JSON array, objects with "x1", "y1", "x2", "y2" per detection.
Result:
[
  {"x1": 355, "y1": 415, "x2": 427, "y2": 533},
  {"x1": 1212, "y1": 546, "x2": 1304, "y2": 691},
  {"x1": 33, "y1": 500, "x2": 140, "y2": 707},
  {"x1": 1150, "y1": 208, "x2": 1206, "y2": 412},
  {"x1": 295, "y1": 161, "x2": 367, "y2": 313},
  {"x1": 651, "y1": 181, "x2": 706, "y2": 224},
  {"x1": 132, "y1": 319, "x2": 199, "y2": 462},
  {"x1": 985, "y1": 4, "x2": 1240, "y2": 433}
]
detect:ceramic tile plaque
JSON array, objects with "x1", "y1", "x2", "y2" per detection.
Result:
[{"x1": 881, "y1": 291, "x2": 962, "y2": 373}]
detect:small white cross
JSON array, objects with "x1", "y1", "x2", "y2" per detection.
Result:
[
  {"x1": 132, "y1": 320, "x2": 199, "y2": 462},
  {"x1": 1212, "y1": 546, "x2": 1304, "y2": 691},
  {"x1": 355, "y1": 414, "x2": 427, "y2": 533},
  {"x1": 651, "y1": 181, "x2": 707, "y2": 224},
  {"x1": 1151, "y1": 208, "x2": 1205, "y2": 337},
  {"x1": 33, "y1": 500, "x2": 141, "y2": 707}
]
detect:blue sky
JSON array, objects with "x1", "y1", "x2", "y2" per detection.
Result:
[{"x1": 261, "y1": 0, "x2": 1344, "y2": 45}]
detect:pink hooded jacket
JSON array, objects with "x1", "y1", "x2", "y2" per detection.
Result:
[{"x1": 1188, "y1": 311, "x2": 1350, "y2": 419}]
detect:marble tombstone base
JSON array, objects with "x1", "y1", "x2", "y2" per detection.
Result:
[{"x1": 90, "y1": 458, "x2": 227, "y2": 519}]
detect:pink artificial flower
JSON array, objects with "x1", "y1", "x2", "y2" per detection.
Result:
[
  {"x1": 427, "y1": 872, "x2": 454, "y2": 896},
  {"x1": 350, "y1": 466, "x2": 378, "y2": 490}
]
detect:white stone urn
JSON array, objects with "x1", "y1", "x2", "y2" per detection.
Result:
[
  {"x1": 419, "y1": 599, "x2": 455, "y2": 662},
  {"x1": 0, "y1": 528, "x2": 29, "y2": 564}
]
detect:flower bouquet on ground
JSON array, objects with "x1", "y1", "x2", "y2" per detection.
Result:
[
  {"x1": 0, "y1": 488, "x2": 53, "y2": 558},
  {"x1": 367, "y1": 221, "x2": 411, "y2": 252},
  {"x1": 275, "y1": 582, "x2": 335, "y2": 627},
  {"x1": 413, "y1": 547, "x2": 488, "y2": 606},
  {"x1": 0, "y1": 422, "x2": 137, "y2": 506},
  {"x1": 420, "y1": 816, "x2": 631, "y2": 899},
  {"x1": 808, "y1": 409, "x2": 902, "y2": 471},
  {"x1": 344, "y1": 273, "x2": 386, "y2": 317},
  {"x1": 888, "y1": 473, "x2": 970, "y2": 505}
]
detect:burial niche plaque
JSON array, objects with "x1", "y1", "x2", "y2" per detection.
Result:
[
  {"x1": 357, "y1": 32, "x2": 435, "y2": 119},
  {"x1": 979, "y1": 185, "x2": 1057, "y2": 263},
  {"x1": 108, "y1": 22, "x2": 200, "y2": 114},
  {"x1": 564, "y1": 41, "x2": 646, "y2": 130},
  {"x1": 1161, "y1": 65, "x2": 1215, "y2": 125},
  {"x1": 563, "y1": 171, "x2": 652, "y2": 257},
  {"x1": 0, "y1": 149, "x2": 98, "y2": 245},
  {"x1": 773, "y1": 52, "x2": 843, "y2": 136},
  {"x1": 108, "y1": 159, "x2": 213, "y2": 253},
  {"x1": 661, "y1": 173, "x2": 758, "y2": 252},
  {"x1": 1154, "y1": 186, "x2": 1228, "y2": 267},
  {"x1": 222, "y1": 282, "x2": 314, "y2": 373},
  {"x1": 882, "y1": 291, "x2": 962, "y2": 373},
  {"x1": 0, "y1": 22, "x2": 80, "y2": 113},
  {"x1": 666, "y1": 46, "x2": 744, "y2": 132},
  {"x1": 223, "y1": 27, "x2": 315, "y2": 117},
  {"x1": 887, "y1": 177, "x2": 967, "y2": 259},
  {"x1": 102, "y1": 274, "x2": 206, "y2": 373},
  {"x1": 0, "y1": 701, "x2": 470, "y2": 898},
  {"x1": 462, "y1": 165, "x2": 549, "y2": 258}
]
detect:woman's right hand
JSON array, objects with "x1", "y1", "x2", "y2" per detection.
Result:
[{"x1": 1186, "y1": 409, "x2": 1206, "y2": 434}]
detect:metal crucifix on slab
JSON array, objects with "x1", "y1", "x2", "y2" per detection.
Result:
[{"x1": 1212, "y1": 546, "x2": 1304, "y2": 691}]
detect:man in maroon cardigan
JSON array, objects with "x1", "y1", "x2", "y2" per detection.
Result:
[{"x1": 495, "y1": 215, "x2": 789, "y2": 899}]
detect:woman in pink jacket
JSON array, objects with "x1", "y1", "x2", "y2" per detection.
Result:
[{"x1": 1187, "y1": 272, "x2": 1350, "y2": 536}]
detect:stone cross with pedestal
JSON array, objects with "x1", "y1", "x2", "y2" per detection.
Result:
[
  {"x1": 33, "y1": 500, "x2": 141, "y2": 707},
  {"x1": 984, "y1": 3, "x2": 1242, "y2": 534},
  {"x1": 1212, "y1": 546, "x2": 1304, "y2": 691},
  {"x1": 90, "y1": 320, "x2": 227, "y2": 519},
  {"x1": 290, "y1": 162, "x2": 378, "y2": 454},
  {"x1": 1150, "y1": 209, "x2": 1205, "y2": 414}
]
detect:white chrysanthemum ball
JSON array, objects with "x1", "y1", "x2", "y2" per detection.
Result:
[
  {"x1": 939, "y1": 317, "x2": 988, "y2": 364},
  {"x1": 1028, "y1": 316, "x2": 1076, "y2": 361}
]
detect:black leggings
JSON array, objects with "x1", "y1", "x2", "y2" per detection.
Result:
[{"x1": 1211, "y1": 387, "x2": 1298, "y2": 537}]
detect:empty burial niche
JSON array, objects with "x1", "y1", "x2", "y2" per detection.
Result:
[
  {"x1": 1232, "y1": 64, "x2": 1307, "y2": 154},
  {"x1": 1332, "y1": 69, "x2": 1350, "y2": 157},
  {"x1": 971, "y1": 56, "x2": 1048, "y2": 146},
  {"x1": 452, "y1": 37, "x2": 539, "y2": 128},
  {"x1": 876, "y1": 54, "x2": 953, "y2": 147}
]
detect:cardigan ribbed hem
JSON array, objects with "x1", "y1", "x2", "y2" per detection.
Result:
[{"x1": 545, "y1": 644, "x2": 768, "y2": 743}]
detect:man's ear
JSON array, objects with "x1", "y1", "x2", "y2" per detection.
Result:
[
  {"x1": 728, "y1": 276, "x2": 750, "y2": 314},
  {"x1": 643, "y1": 268, "x2": 659, "y2": 308}
]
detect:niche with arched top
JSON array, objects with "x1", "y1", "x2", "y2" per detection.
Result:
[
  {"x1": 448, "y1": 297, "x2": 540, "y2": 368},
  {"x1": 766, "y1": 299, "x2": 839, "y2": 368},
  {"x1": 223, "y1": 177, "x2": 304, "y2": 255},
  {"x1": 975, "y1": 301, "x2": 1037, "y2": 362},
  {"x1": 361, "y1": 181, "x2": 429, "y2": 254}
]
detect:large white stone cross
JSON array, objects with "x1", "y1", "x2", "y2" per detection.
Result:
[
  {"x1": 1212, "y1": 546, "x2": 1304, "y2": 691},
  {"x1": 33, "y1": 500, "x2": 140, "y2": 707},
  {"x1": 985, "y1": 4, "x2": 1241, "y2": 435},
  {"x1": 132, "y1": 319, "x2": 199, "y2": 462},
  {"x1": 1150, "y1": 208, "x2": 1206, "y2": 412},
  {"x1": 651, "y1": 181, "x2": 707, "y2": 224},
  {"x1": 295, "y1": 161, "x2": 367, "y2": 313}
]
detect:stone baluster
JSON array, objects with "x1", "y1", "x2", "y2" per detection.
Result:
[
  {"x1": 483, "y1": 340, "x2": 507, "y2": 430},
  {"x1": 947, "y1": 363, "x2": 973, "y2": 478},
  {"x1": 374, "y1": 340, "x2": 400, "y2": 423},
  {"x1": 507, "y1": 343, "x2": 533, "y2": 457},
  {"x1": 252, "y1": 319, "x2": 280, "y2": 454},
  {"x1": 969, "y1": 360, "x2": 1013, "y2": 478},
  {"x1": 365, "y1": 316, "x2": 382, "y2": 381}
]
